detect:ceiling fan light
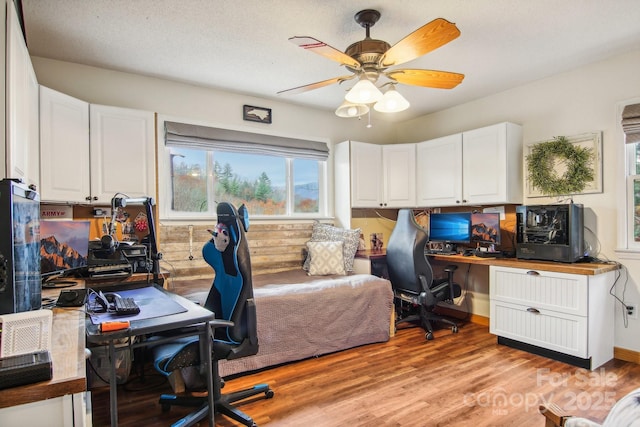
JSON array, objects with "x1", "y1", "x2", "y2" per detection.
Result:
[
  {"x1": 374, "y1": 87, "x2": 410, "y2": 113},
  {"x1": 345, "y1": 78, "x2": 383, "y2": 104},
  {"x1": 335, "y1": 101, "x2": 369, "y2": 118}
]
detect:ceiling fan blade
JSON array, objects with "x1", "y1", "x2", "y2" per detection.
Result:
[
  {"x1": 385, "y1": 69, "x2": 464, "y2": 89},
  {"x1": 289, "y1": 36, "x2": 361, "y2": 69},
  {"x1": 277, "y1": 75, "x2": 356, "y2": 96},
  {"x1": 380, "y1": 18, "x2": 461, "y2": 67}
]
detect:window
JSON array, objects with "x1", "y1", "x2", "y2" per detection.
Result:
[
  {"x1": 161, "y1": 121, "x2": 328, "y2": 219},
  {"x1": 621, "y1": 101, "x2": 640, "y2": 251}
]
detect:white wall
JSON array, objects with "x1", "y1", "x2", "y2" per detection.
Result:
[
  {"x1": 31, "y1": 56, "x2": 397, "y2": 147},
  {"x1": 397, "y1": 49, "x2": 640, "y2": 353}
]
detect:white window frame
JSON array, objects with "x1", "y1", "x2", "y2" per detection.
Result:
[
  {"x1": 616, "y1": 98, "x2": 640, "y2": 258},
  {"x1": 156, "y1": 116, "x2": 329, "y2": 221}
]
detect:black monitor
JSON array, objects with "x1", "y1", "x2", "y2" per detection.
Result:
[
  {"x1": 428, "y1": 212, "x2": 472, "y2": 244},
  {"x1": 470, "y1": 212, "x2": 501, "y2": 246},
  {"x1": 40, "y1": 220, "x2": 91, "y2": 282}
]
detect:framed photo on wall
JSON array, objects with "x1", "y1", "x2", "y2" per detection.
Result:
[{"x1": 243, "y1": 105, "x2": 272, "y2": 124}]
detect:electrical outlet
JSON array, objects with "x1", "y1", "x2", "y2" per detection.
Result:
[{"x1": 627, "y1": 303, "x2": 638, "y2": 319}]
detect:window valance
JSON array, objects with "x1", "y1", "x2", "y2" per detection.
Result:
[
  {"x1": 165, "y1": 121, "x2": 329, "y2": 160},
  {"x1": 622, "y1": 103, "x2": 640, "y2": 144}
]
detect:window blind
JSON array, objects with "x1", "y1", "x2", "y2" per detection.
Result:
[
  {"x1": 622, "y1": 103, "x2": 640, "y2": 144},
  {"x1": 164, "y1": 121, "x2": 329, "y2": 160}
]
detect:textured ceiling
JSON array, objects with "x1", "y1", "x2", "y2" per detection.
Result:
[{"x1": 20, "y1": 0, "x2": 640, "y2": 122}]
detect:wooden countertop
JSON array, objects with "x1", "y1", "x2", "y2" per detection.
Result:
[
  {"x1": 0, "y1": 285, "x2": 87, "y2": 408},
  {"x1": 356, "y1": 250, "x2": 619, "y2": 276}
]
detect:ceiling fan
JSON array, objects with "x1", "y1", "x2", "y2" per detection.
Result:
[{"x1": 277, "y1": 9, "x2": 464, "y2": 113}]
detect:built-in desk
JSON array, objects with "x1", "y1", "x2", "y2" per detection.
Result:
[
  {"x1": 0, "y1": 284, "x2": 88, "y2": 426},
  {"x1": 355, "y1": 250, "x2": 619, "y2": 369},
  {"x1": 356, "y1": 249, "x2": 618, "y2": 275}
]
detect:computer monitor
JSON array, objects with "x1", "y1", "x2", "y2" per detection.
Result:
[
  {"x1": 40, "y1": 220, "x2": 91, "y2": 280},
  {"x1": 470, "y1": 212, "x2": 501, "y2": 245},
  {"x1": 428, "y1": 212, "x2": 472, "y2": 244}
]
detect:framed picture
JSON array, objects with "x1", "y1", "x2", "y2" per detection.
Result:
[
  {"x1": 243, "y1": 105, "x2": 272, "y2": 124},
  {"x1": 525, "y1": 132, "x2": 603, "y2": 197}
]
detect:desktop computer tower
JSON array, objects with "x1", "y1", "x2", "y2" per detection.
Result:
[
  {"x1": 0, "y1": 179, "x2": 41, "y2": 314},
  {"x1": 516, "y1": 203, "x2": 584, "y2": 263}
]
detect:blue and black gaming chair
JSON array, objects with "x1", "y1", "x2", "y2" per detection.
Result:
[{"x1": 152, "y1": 202, "x2": 273, "y2": 427}]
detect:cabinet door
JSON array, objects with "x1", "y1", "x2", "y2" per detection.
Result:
[
  {"x1": 383, "y1": 144, "x2": 416, "y2": 207},
  {"x1": 89, "y1": 105, "x2": 155, "y2": 204},
  {"x1": 350, "y1": 141, "x2": 383, "y2": 207},
  {"x1": 39, "y1": 86, "x2": 91, "y2": 203},
  {"x1": 462, "y1": 123, "x2": 508, "y2": 204},
  {"x1": 416, "y1": 134, "x2": 462, "y2": 206},
  {"x1": 5, "y1": 2, "x2": 39, "y2": 188}
]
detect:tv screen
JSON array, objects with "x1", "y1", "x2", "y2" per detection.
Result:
[
  {"x1": 40, "y1": 220, "x2": 91, "y2": 278},
  {"x1": 428, "y1": 212, "x2": 471, "y2": 243}
]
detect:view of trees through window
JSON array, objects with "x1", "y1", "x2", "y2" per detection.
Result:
[{"x1": 170, "y1": 148, "x2": 321, "y2": 216}]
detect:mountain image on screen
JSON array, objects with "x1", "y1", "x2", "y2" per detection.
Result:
[{"x1": 40, "y1": 235, "x2": 86, "y2": 273}]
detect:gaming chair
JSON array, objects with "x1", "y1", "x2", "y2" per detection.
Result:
[
  {"x1": 386, "y1": 209, "x2": 462, "y2": 340},
  {"x1": 152, "y1": 202, "x2": 273, "y2": 427}
]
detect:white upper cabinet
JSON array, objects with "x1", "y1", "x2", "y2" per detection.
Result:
[
  {"x1": 416, "y1": 122, "x2": 523, "y2": 207},
  {"x1": 89, "y1": 104, "x2": 155, "y2": 203},
  {"x1": 39, "y1": 86, "x2": 90, "y2": 203},
  {"x1": 5, "y1": 2, "x2": 39, "y2": 189},
  {"x1": 416, "y1": 133, "x2": 462, "y2": 206},
  {"x1": 350, "y1": 141, "x2": 416, "y2": 208},
  {"x1": 462, "y1": 122, "x2": 523, "y2": 205},
  {"x1": 39, "y1": 86, "x2": 155, "y2": 204}
]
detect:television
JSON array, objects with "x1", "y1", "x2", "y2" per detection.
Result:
[
  {"x1": 428, "y1": 212, "x2": 472, "y2": 244},
  {"x1": 470, "y1": 212, "x2": 501, "y2": 246},
  {"x1": 40, "y1": 220, "x2": 91, "y2": 283},
  {"x1": 0, "y1": 179, "x2": 41, "y2": 314}
]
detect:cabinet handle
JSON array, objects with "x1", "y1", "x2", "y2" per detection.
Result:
[
  {"x1": 85, "y1": 196, "x2": 92, "y2": 201},
  {"x1": 526, "y1": 270, "x2": 540, "y2": 276},
  {"x1": 526, "y1": 307, "x2": 541, "y2": 314},
  {"x1": 93, "y1": 196, "x2": 98, "y2": 201}
]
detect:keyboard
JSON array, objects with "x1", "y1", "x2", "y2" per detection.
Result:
[
  {"x1": 425, "y1": 250, "x2": 458, "y2": 255},
  {"x1": 113, "y1": 296, "x2": 140, "y2": 316}
]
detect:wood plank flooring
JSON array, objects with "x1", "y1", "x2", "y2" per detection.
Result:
[{"x1": 90, "y1": 323, "x2": 640, "y2": 426}]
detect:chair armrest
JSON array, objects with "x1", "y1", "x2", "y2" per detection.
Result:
[{"x1": 539, "y1": 403, "x2": 572, "y2": 427}]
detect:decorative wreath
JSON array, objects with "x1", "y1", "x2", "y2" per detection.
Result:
[{"x1": 526, "y1": 136, "x2": 595, "y2": 196}]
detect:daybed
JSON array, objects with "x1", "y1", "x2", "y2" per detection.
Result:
[{"x1": 176, "y1": 268, "x2": 394, "y2": 377}]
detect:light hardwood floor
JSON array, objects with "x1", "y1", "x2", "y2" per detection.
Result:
[{"x1": 91, "y1": 323, "x2": 640, "y2": 426}]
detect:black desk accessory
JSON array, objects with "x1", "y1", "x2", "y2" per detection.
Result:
[
  {"x1": 0, "y1": 351, "x2": 52, "y2": 389},
  {"x1": 57, "y1": 289, "x2": 88, "y2": 307}
]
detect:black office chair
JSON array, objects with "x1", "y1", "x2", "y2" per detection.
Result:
[
  {"x1": 386, "y1": 209, "x2": 462, "y2": 340},
  {"x1": 152, "y1": 202, "x2": 273, "y2": 427}
]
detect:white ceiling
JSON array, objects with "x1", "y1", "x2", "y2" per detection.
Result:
[{"x1": 19, "y1": 0, "x2": 640, "y2": 122}]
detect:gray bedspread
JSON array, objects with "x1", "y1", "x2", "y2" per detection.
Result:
[{"x1": 180, "y1": 270, "x2": 393, "y2": 377}]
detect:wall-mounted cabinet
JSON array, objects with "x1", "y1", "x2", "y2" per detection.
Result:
[
  {"x1": 416, "y1": 122, "x2": 523, "y2": 207},
  {"x1": 4, "y1": 1, "x2": 39, "y2": 189},
  {"x1": 350, "y1": 141, "x2": 416, "y2": 208},
  {"x1": 39, "y1": 86, "x2": 155, "y2": 204}
]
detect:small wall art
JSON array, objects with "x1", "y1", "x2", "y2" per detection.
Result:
[{"x1": 243, "y1": 105, "x2": 272, "y2": 124}]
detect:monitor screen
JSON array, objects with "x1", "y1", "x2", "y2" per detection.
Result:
[
  {"x1": 470, "y1": 212, "x2": 501, "y2": 245},
  {"x1": 428, "y1": 212, "x2": 471, "y2": 243},
  {"x1": 40, "y1": 220, "x2": 91, "y2": 278}
]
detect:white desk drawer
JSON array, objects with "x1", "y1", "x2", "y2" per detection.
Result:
[
  {"x1": 490, "y1": 266, "x2": 588, "y2": 316},
  {"x1": 490, "y1": 299, "x2": 588, "y2": 358}
]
